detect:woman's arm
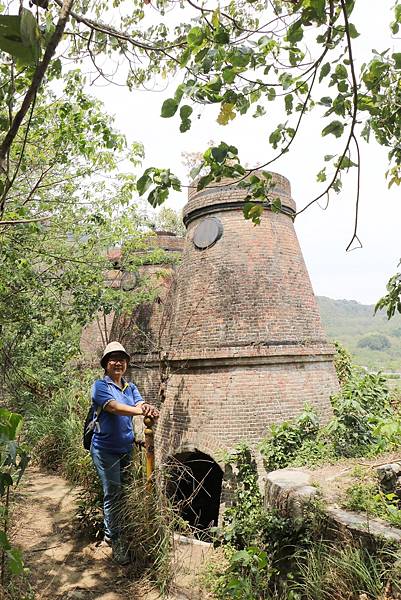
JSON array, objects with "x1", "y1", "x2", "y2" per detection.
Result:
[{"x1": 104, "y1": 400, "x2": 159, "y2": 418}]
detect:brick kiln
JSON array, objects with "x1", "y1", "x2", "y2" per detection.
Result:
[{"x1": 151, "y1": 173, "x2": 338, "y2": 529}]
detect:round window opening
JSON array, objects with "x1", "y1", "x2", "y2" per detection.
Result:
[{"x1": 193, "y1": 217, "x2": 223, "y2": 250}]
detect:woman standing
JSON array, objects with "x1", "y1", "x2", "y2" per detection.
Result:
[{"x1": 90, "y1": 341, "x2": 159, "y2": 565}]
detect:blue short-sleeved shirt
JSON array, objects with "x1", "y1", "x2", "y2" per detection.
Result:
[{"x1": 91, "y1": 376, "x2": 143, "y2": 454}]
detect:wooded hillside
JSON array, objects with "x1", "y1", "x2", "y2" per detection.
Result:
[{"x1": 317, "y1": 296, "x2": 401, "y2": 372}]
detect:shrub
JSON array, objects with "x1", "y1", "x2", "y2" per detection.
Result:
[
  {"x1": 333, "y1": 341, "x2": 353, "y2": 386},
  {"x1": 342, "y1": 470, "x2": 401, "y2": 529},
  {"x1": 327, "y1": 372, "x2": 391, "y2": 457},
  {"x1": 357, "y1": 334, "x2": 391, "y2": 351},
  {"x1": 259, "y1": 405, "x2": 320, "y2": 471}
]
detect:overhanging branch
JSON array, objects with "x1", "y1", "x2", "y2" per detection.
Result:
[{"x1": 0, "y1": 0, "x2": 75, "y2": 216}]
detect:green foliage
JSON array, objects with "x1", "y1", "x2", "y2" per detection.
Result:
[
  {"x1": 149, "y1": 207, "x2": 186, "y2": 237},
  {"x1": 219, "y1": 443, "x2": 265, "y2": 549},
  {"x1": 206, "y1": 444, "x2": 401, "y2": 600},
  {"x1": 376, "y1": 268, "x2": 401, "y2": 319},
  {"x1": 343, "y1": 470, "x2": 401, "y2": 529},
  {"x1": 207, "y1": 444, "x2": 307, "y2": 599},
  {"x1": 333, "y1": 341, "x2": 353, "y2": 386},
  {"x1": 357, "y1": 334, "x2": 391, "y2": 351},
  {"x1": 328, "y1": 371, "x2": 390, "y2": 457},
  {"x1": 259, "y1": 404, "x2": 320, "y2": 471},
  {"x1": 27, "y1": 370, "x2": 97, "y2": 480},
  {"x1": 0, "y1": 408, "x2": 30, "y2": 584},
  {"x1": 0, "y1": 65, "x2": 162, "y2": 400},
  {"x1": 208, "y1": 546, "x2": 275, "y2": 600},
  {"x1": 118, "y1": 460, "x2": 177, "y2": 593},
  {"x1": 261, "y1": 361, "x2": 394, "y2": 469},
  {"x1": 136, "y1": 167, "x2": 181, "y2": 207},
  {"x1": 0, "y1": 10, "x2": 41, "y2": 67}
]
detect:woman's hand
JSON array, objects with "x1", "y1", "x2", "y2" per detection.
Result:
[{"x1": 141, "y1": 403, "x2": 160, "y2": 419}]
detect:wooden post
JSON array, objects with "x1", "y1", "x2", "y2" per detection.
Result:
[{"x1": 143, "y1": 416, "x2": 155, "y2": 486}]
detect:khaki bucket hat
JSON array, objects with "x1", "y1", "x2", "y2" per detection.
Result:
[{"x1": 100, "y1": 341, "x2": 130, "y2": 368}]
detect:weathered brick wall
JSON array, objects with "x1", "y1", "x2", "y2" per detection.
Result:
[{"x1": 156, "y1": 356, "x2": 337, "y2": 466}]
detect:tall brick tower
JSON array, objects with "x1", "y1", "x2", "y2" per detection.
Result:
[{"x1": 154, "y1": 173, "x2": 338, "y2": 528}]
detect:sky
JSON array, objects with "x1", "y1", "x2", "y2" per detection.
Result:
[{"x1": 86, "y1": 0, "x2": 400, "y2": 306}]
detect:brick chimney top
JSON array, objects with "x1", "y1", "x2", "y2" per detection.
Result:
[{"x1": 184, "y1": 171, "x2": 295, "y2": 225}]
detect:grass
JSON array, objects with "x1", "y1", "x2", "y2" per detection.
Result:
[{"x1": 292, "y1": 542, "x2": 401, "y2": 600}]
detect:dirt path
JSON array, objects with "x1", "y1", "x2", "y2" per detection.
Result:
[{"x1": 11, "y1": 468, "x2": 205, "y2": 600}]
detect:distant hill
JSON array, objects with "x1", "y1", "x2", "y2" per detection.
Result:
[{"x1": 317, "y1": 296, "x2": 401, "y2": 372}]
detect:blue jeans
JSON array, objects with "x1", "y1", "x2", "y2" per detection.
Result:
[{"x1": 90, "y1": 445, "x2": 132, "y2": 542}]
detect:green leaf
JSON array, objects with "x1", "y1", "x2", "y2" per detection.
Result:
[
  {"x1": 337, "y1": 155, "x2": 357, "y2": 169},
  {"x1": 319, "y1": 96, "x2": 332, "y2": 107},
  {"x1": 211, "y1": 145, "x2": 228, "y2": 163},
  {"x1": 286, "y1": 19, "x2": 303, "y2": 44},
  {"x1": 179, "y1": 119, "x2": 191, "y2": 133},
  {"x1": 0, "y1": 12, "x2": 40, "y2": 66},
  {"x1": 190, "y1": 163, "x2": 203, "y2": 180},
  {"x1": 136, "y1": 173, "x2": 152, "y2": 196},
  {"x1": 335, "y1": 64, "x2": 348, "y2": 80},
  {"x1": 269, "y1": 125, "x2": 283, "y2": 149},
  {"x1": 179, "y1": 47, "x2": 191, "y2": 67},
  {"x1": 322, "y1": 120, "x2": 344, "y2": 138},
  {"x1": 187, "y1": 26, "x2": 204, "y2": 48},
  {"x1": 180, "y1": 105, "x2": 192, "y2": 120},
  {"x1": 284, "y1": 94, "x2": 293, "y2": 114},
  {"x1": 316, "y1": 168, "x2": 327, "y2": 182},
  {"x1": 319, "y1": 63, "x2": 331, "y2": 83},
  {"x1": 148, "y1": 187, "x2": 169, "y2": 208},
  {"x1": 7, "y1": 547, "x2": 24, "y2": 575},
  {"x1": 161, "y1": 98, "x2": 178, "y2": 118},
  {"x1": 393, "y1": 53, "x2": 401, "y2": 70},
  {"x1": 0, "y1": 473, "x2": 13, "y2": 496},
  {"x1": 265, "y1": 88, "x2": 275, "y2": 102},
  {"x1": 348, "y1": 23, "x2": 360, "y2": 38},
  {"x1": 243, "y1": 202, "x2": 264, "y2": 225},
  {"x1": 230, "y1": 48, "x2": 251, "y2": 68},
  {"x1": 214, "y1": 28, "x2": 229, "y2": 44},
  {"x1": 197, "y1": 173, "x2": 213, "y2": 190},
  {"x1": 310, "y1": 0, "x2": 325, "y2": 19},
  {"x1": 20, "y1": 8, "x2": 41, "y2": 64},
  {"x1": 222, "y1": 67, "x2": 236, "y2": 84},
  {"x1": 271, "y1": 197, "x2": 282, "y2": 213},
  {"x1": 217, "y1": 103, "x2": 236, "y2": 125},
  {"x1": 211, "y1": 8, "x2": 220, "y2": 29}
]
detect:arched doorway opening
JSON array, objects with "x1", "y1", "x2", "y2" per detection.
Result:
[{"x1": 166, "y1": 451, "x2": 223, "y2": 534}]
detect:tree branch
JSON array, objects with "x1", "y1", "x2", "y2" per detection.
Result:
[
  {"x1": 0, "y1": 216, "x2": 51, "y2": 225},
  {"x1": 0, "y1": 0, "x2": 75, "y2": 173},
  {"x1": 53, "y1": 0, "x2": 185, "y2": 53}
]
